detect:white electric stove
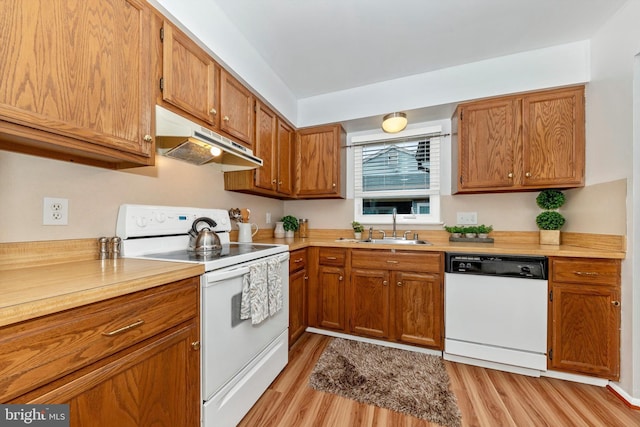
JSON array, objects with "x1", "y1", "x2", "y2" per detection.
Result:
[{"x1": 116, "y1": 204, "x2": 290, "y2": 427}]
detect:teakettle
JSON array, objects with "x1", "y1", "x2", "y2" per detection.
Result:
[{"x1": 188, "y1": 217, "x2": 221, "y2": 254}]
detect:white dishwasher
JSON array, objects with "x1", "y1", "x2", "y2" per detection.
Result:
[{"x1": 444, "y1": 253, "x2": 548, "y2": 376}]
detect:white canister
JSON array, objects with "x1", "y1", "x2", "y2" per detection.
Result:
[
  {"x1": 273, "y1": 222, "x2": 285, "y2": 238},
  {"x1": 238, "y1": 222, "x2": 259, "y2": 242}
]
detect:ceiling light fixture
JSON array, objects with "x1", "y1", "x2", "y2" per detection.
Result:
[{"x1": 382, "y1": 112, "x2": 408, "y2": 133}]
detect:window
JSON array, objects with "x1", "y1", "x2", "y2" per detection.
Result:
[{"x1": 353, "y1": 128, "x2": 441, "y2": 224}]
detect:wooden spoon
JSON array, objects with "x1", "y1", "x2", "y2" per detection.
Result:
[{"x1": 241, "y1": 208, "x2": 250, "y2": 223}]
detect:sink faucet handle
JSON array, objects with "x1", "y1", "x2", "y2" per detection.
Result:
[
  {"x1": 403, "y1": 230, "x2": 412, "y2": 240},
  {"x1": 377, "y1": 229, "x2": 386, "y2": 239}
]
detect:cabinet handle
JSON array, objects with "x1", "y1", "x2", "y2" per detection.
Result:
[
  {"x1": 143, "y1": 134, "x2": 153, "y2": 143},
  {"x1": 332, "y1": 183, "x2": 336, "y2": 188},
  {"x1": 304, "y1": 276, "x2": 309, "y2": 280},
  {"x1": 191, "y1": 341, "x2": 201, "y2": 351},
  {"x1": 386, "y1": 260, "x2": 399, "y2": 264},
  {"x1": 326, "y1": 256, "x2": 337, "y2": 260},
  {"x1": 210, "y1": 108, "x2": 217, "y2": 115},
  {"x1": 278, "y1": 181, "x2": 283, "y2": 185},
  {"x1": 575, "y1": 271, "x2": 598, "y2": 277},
  {"x1": 397, "y1": 281, "x2": 402, "y2": 287},
  {"x1": 525, "y1": 172, "x2": 532, "y2": 177},
  {"x1": 612, "y1": 301, "x2": 621, "y2": 307},
  {"x1": 223, "y1": 116, "x2": 230, "y2": 122},
  {"x1": 102, "y1": 319, "x2": 145, "y2": 337},
  {"x1": 272, "y1": 179, "x2": 277, "y2": 184},
  {"x1": 383, "y1": 280, "x2": 388, "y2": 286},
  {"x1": 294, "y1": 258, "x2": 303, "y2": 263},
  {"x1": 507, "y1": 172, "x2": 513, "y2": 178},
  {"x1": 338, "y1": 276, "x2": 343, "y2": 281}
]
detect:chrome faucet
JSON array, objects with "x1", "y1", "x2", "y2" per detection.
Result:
[
  {"x1": 403, "y1": 230, "x2": 413, "y2": 240},
  {"x1": 392, "y1": 207, "x2": 397, "y2": 238}
]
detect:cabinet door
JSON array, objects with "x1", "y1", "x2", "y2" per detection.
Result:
[
  {"x1": 254, "y1": 102, "x2": 278, "y2": 191},
  {"x1": 522, "y1": 87, "x2": 585, "y2": 187},
  {"x1": 161, "y1": 21, "x2": 218, "y2": 126},
  {"x1": 550, "y1": 283, "x2": 620, "y2": 380},
  {"x1": 317, "y1": 265, "x2": 346, "y2": 331},
  {"x1": 277, "y1": 119, "x2": 295, "y2": 196},
  {"x1": 289, "y1": 268, "x2": 308, "y2": 347},
  {"x1": 457, "y1": 98, "x2": 519, "y2": 191},
  {"x1": 220, "y1": 70, "x2": 254, "y2": 147},
  {"x1": 393, "y1": 271, "x2": 443, "y2": 349},
  {"x1": 350, "y1": 268, "x2": 390, "y2": 338},
  {"x1": 0, "y1": 0, "x2": 153, "y2": 163},
  {"x1": 295, "y1": 125, "x2": 343, "y2": 197},
  {"x1": 17, "y1": 322, "x2": 200, "y2": 427}
]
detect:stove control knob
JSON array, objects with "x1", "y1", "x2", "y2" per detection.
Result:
[
  {"x1": 154, "y1": 212, "x2": 167, "y2": 223},
  {"x1": 135, "y1": 216, "x2": 148, "y2": 228}
]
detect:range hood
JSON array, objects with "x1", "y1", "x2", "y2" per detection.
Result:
[{"x1": 155, "y1": 105, "x2": 263, "y2": 170}]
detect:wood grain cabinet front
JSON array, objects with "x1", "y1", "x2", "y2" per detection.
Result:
[
  {"x1": 219, "y1": 69, "x2": 255, "y2": 148},
  {"x1": 158, "y1": 19, "x2": 219, "y2": 127},
  {"x1": 0, "y1": 0, "x2": 154, "y2": 168},
  {"x1": 350, "y1": 250, "x2": 443, "y2": 349},
  {"x1": 453, "y1": 85, "x2": 585, "y2": 193},
  {"x1": 289, "y1": 249, "x2": 308, "y2": 347},
  {"x1": 0, "y1": 277, "x2": 201, "y2": 426},
  {"x1": 308, "y1": 248, "x2": 347, "y2": 332},
  {"x1": 224, "y1": 101, "x2": 295, "y2": 198},
  {"x1": 548, "y1": 257, "x2": 621, "y2": 380},
  {"x1": 295, "y1": 124, "x2": 345, "y2": 198}
]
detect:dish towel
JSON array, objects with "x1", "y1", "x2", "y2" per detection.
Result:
[
  {"x1": 267, "y1": 257, "x2": 283, "y2": 316},
  {"x1": 240, "y1": 261, "x2": 269, "y2": 325}
]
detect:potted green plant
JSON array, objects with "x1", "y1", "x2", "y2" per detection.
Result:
[
  {"x1": 536, "y1": 189, "x2": 566, "y2": 245},
  {"x1": 444, "y1": 225, "x2": 465, "y2": 238},
  {"x1": 476, "y1": 224, "x2": 493, "y2": 239},
  {"x1": 281, "y1": 215, "x2": 299, "y2": 238},
  {"x1": 463, "y1": 226, "x2": 478, "y2": 238},
  {"x1": 351, "y1": 221, "x2": 364, "y2": 239}
]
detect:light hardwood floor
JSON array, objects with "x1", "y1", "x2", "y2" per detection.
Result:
[{"x1": 239, "y1": 333, "x2": 640, "y2": 427}]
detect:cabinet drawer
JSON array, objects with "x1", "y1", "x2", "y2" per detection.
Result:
[
  {"x1": 352, "y1": 250, "x2": 442, "y2": 273},
  {"x1": 551, "y1": 258, "x2": 620, "y2": 286},
  {"x1": 289, "y1": 249, "x2": 307, "y2": 273},
  {"x1": 0, "y1": 277, "x2": 199, "y2": 402},
  {"x1": 318, "y1": 248, "x2": 346, "y2": 266}
]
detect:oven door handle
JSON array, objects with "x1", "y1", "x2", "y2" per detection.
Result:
[{"x1": 204, "y1": 266, "x2": 251, "y2": 284}]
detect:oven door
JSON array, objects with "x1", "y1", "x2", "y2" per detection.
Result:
[{"x1": 201, "y1": 252, "x2": 289, "y2": 401}]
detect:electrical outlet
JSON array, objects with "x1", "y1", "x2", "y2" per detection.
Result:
[
  {"x1": 266, "y1": 212, "x2": 271, "y2": 224},
  {"x1": 43, "y1": 197, "x2": 69, "y2": 225},
  {"x1": 456, "y1": 211, "x2": 478, "y2": 225}
]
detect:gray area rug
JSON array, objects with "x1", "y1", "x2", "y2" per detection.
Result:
[{"x1": 309, "y1": 338, "x2": 462, "y2": 427}]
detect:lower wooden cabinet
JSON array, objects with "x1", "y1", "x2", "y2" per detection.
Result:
[
  {"x1": 548, "y1": 257, "x2": 621, "y2": 380},
  {"x1": 289, "y1": 249, "x2": 308, "y2": 347},
  {"x1": 1, "y1": 278, "x2": 201, "y2": 426},
  {"x1": 308, "y1": 248, "x2": 347, "y2": 332},
  {"x1": 350, "y1": 250, "x2": 443, "y2": 349}
]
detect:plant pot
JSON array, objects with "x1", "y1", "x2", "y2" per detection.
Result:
[
  {"x1": 285, "y1": 230, "x2": 295, "y2": 238},
  {"x1": 451, "y1": 233, "x2": 462, "y2": 238},
  {"x1": 465, "y1": 233, "x2": 477, "y2": 239},
  {"x1": 539, "y1": 230, "x2": 561, "y2": 245},
  {"x1": 478, "y1": 233, "x2": 489, "y2": 239},
  {"x1": 354, "y1": 232, "x2": 362, "y2": 240}
]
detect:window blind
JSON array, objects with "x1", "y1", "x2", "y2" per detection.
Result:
[{"x1": 354, "y1": 135, "x2": 440, "y2": 198}]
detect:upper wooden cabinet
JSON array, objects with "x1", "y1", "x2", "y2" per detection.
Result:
[
  {"x1": 0, "y1": 0, "x2": 154, "y2": 168},
  {"x1": 158, "y1": 20, "x2": 219, "y2": 127},
  {"x1": 223, "y1": 101, "x2": 294, "y2": 198},
  {"x1": 295, "y1": 124, "x2": 346, "y2": 198},
  {"x1": 220, "y1": 69, "x2": 255, "y2": 147},
  {"x1": 453, "y1": 86, "x2": 585, "y2": 193}
]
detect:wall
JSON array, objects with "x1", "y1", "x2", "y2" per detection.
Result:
[
  {"x1": 587, "y1": 0, "x2": 640, "y2": 402},
  {"x1": 0, "y1": 151, "x2": 283, "y2": 243}
]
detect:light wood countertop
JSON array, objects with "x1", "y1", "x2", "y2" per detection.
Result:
[{"x1": 0, "y1": 258, "x2": 203, "y2": 327}]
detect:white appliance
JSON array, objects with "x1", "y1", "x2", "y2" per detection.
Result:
[
  {"x1": 117, "y1": 204, "x2": 289, "y2": 427},
  {"x1": 444, "y1": 253, "x2": 548, "y2": 376}
]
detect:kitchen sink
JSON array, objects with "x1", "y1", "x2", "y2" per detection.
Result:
[{"x1": 359, "y1": 238, "x2": 432, "y2": 245}]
